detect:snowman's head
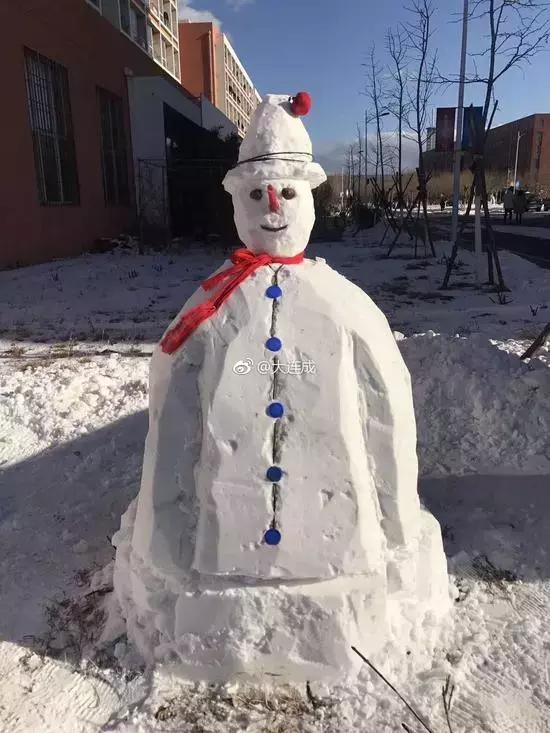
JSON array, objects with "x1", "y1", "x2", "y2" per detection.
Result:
[
  {"x1": 231, "y1": 178, "x2": 314, "y2": 256},
  {"x1": 223, "y1": 93, "x2": 326, "y2": 257}
]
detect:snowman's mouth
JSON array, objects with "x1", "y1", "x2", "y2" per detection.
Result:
[{"x1": 261, "y1": 224, "x2": 288, "y2": 232}]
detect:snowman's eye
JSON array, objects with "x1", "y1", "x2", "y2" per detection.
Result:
[
  {"x1": 250, "y1": 189, "x2": 263, "y2": 201},
  {"x1": 282, "y1": 187, "x2": 296, "y2": 200}
]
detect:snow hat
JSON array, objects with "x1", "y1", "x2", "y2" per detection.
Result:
[{"x1": 223, "y1": 93, "x2": 327, "y2": 193}]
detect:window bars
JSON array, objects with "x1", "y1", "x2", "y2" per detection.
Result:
[
  {"x1": 98, "y1": 88, "x2": 129, "y2": 206},
  {"x1": 24, "y1": 48, "x2": 80, "y2": 205}
]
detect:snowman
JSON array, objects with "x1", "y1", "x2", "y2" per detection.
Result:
[{"x1": 113, "y1": 93, "x2": 450, "y2": 682}]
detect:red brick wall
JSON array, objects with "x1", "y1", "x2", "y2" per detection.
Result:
[
  {"x1": 178, "y1": 22, "x2": 220, "y2": 106},
  {"x1": 0, "y1": 1, "x2": 164, "y2": 268},
  {"x1": 485, "y1": 114, "x2": 550, "y2": 193},
  {"x1": 424, "y1": 113, "x2": 550, "y2": 194},
  {"x1": 530, "y1": 115, "x2": 550, "y2": 194}
]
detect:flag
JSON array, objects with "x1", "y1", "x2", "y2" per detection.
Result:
[
  {"x1": 462, "y1": 106, "x2": 483, "y2": 150},
  {"x1": 435, "y1": 108, "x2": 456, "y2": 152}
]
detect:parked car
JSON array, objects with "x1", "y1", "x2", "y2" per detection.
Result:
[{"x1": 542, "y1": 198, "x2": 550, "y2": 212}]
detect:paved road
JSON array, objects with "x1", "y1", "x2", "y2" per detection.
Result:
[{"x1": 429, "y1": 210, "x2": 550, "y2": 268}]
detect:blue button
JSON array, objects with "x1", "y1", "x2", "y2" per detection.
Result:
[
  {"x1": 264, "y1": 528, "x2": 281, "y2": 545},
  {"x1": 266, "y1": 402, "x2": 284, "y2": 418},
  {"x1": 266, "y1": 466, "x2": 283, "y2": 482},
  {"x1": 266, "y1": 285, "x2": 282, "y2": 299},
  {"x1": 265, "y1": 337, "x2": 282, "y2": 352}
]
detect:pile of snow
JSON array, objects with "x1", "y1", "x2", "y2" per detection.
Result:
[
  {"x1": 401, "y1": 332, "x2": 550, "y2": 476},
  {"x1": 0, "y1": 354, "x2": 148, "y2": 466}
]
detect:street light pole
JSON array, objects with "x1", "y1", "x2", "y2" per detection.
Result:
[
  {"x1": 365, "y1": 109, "x2": 368, "y2": 179},
  {"x1": 450, "y1": 0, "x2": 469, "y2": 245},
  {"x1": 513, "y1": 129, "x2": 524, "y2": 189}
]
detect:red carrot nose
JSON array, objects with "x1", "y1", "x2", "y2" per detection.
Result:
[{"x1": 267, "y1": 184, "x2": 280, "y2": 213}]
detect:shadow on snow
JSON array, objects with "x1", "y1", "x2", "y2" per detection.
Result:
[{"x1": 0, "y1": 413, "x2": 549, "y2": 662}]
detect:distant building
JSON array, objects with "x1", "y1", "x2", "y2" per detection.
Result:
[
  {"x1": 86, "y1": 0, "x2": 181, "y2": 81},
  {"x1": 2, "y1": 1, "x2": 236, "y2": 269},
  {"x1": 178, "y1": 20, "x2": 262, "y2": 136},
  {"x1": 424, "y1": 112, "x2": 550, "y2": 193},
  {"x1": 484, "y1": 114, "x2": 550, "y2": 192},
  {"x1": 426, "y1": 126, "x2": 436, "y2": 152}
]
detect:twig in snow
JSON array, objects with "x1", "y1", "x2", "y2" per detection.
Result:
[
  {"x1": 442, "y1": 675, "x2": 455, "y2": 733},
  {"x1": 351, "y1": 646, "x2": 435, "y2": 733},
  {"x1": 306, "y1": 680, "x2": 327, "y2": 710},
  {"x1": 84, "y1": 586, "x2": 112, "y2": 599},
  {"x1": 488, "y1": 293, "x2": 513, "y2": 305}
]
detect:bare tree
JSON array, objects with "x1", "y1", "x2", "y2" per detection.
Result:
[
  {"x1": 356, "y1": 122, "x2": 363, "y2": 205},
  {"x1": 345, "y1": 143, "x2": 362, "y2": 210},
  {"x1": 404, "y1": 0, "x2": 439, "y2": 256},
  {"x1": 470, "y1": 0, "x2": 550, "y2": 124},
  {"x1": 344, "y1": 146, "x2": 352, "y2": 210},
  {"x1": 365, "y1": 45, "x2": 388, "y2": 199},
  {"x1": 349, "y1": 143, "x2": 356, "y2": 201},
  {"x1": 442, "y1": 0, "x2": 550, "y2": 289},
  {"x1": 386, "y1": 27, "x2": 410, "y2": 226}
]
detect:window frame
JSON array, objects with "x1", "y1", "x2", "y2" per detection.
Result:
[
  {"x1": 24, "y1": 47, "x2": 80, "y2": 206},
  {"x1": 98, "y1": 87, "x2": 130, "y2": 207}
]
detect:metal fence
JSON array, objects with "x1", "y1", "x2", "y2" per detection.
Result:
[{"x1": 136, "y1": 157, "x2": 237, "y2": 249}]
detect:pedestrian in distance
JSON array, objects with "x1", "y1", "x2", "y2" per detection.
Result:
[
  {"x1": 513, "y1": 188, "x2": 527, "y2": 225},
  {"x1": 503, "y1": 186, "x2": 514, "y2": 224},
  {"x1": 440, "y1": 194, "x2": 446, "y2": 212}
]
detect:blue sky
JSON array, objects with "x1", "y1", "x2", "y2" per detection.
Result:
[{"x1": 179, "y1": 0, "x2": 550, "y2": 171}]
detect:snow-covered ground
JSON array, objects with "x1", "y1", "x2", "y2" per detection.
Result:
[{"x1": 1, "y1": 229, "x2": 549, "y2": 732}]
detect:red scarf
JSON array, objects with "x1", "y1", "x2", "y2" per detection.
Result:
[{"x1": 160, "y1": 247, "x2": 305, "y2": 354}]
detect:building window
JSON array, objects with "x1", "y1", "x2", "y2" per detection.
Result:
[
  {"x1": 120, "y1": 0, "x2": 130, "y2": 34},
  {"x1": 152, "y1": 29, "x2": 162, "y2": 61},
  {"x1": 98, "y1": 88, "x2": 129, "y2": 205},
  {"x1": 129, "y1": 6, "x2": 148, "y2": 50},
  {"x1": 24, "y1": 48, "x2": 79, "y2": 205},
  {"x1": 101, "y1": 0, "x2": 120, "y2": 29}
]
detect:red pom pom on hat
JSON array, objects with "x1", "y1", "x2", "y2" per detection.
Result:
[{"x1": 290, "y1": 92, "x2": 312, "y2": 117}]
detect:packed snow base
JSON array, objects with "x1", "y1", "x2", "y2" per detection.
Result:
[
  {"x1": 111, "y1": 93, "x2": 450, "y2": 683},
  {"x1": 1, "y1": 231, "x2": 550, "y2": 731}
]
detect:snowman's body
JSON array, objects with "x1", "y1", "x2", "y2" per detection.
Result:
[{"x1": 113, "y1": 93, "x2": 450, "y2": 682}]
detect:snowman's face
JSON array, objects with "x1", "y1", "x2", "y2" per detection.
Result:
[{"x1": 232, "y1": 179, "x2": 315, "y2": 257}]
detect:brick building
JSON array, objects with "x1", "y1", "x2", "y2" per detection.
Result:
[
  {"x1": 178, "y1": 21, "x2": 262, "y2": 136},
  {"x1": 424, "y1": 113, "x2": 550, "y2": 194},
  {"x1": 1, "y1": 1, "x2": 236, "y2": 269},
  {"x1": 484, "y1": 114, "x2": 550, "y2": 193}
]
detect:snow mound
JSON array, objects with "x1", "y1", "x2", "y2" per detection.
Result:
[
  {"x1": 0, "y1": 354, "x2": 148, "y2": 465},
  {"x1": 401, "y1": 332, "x2": 550, "y2": 476}
]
